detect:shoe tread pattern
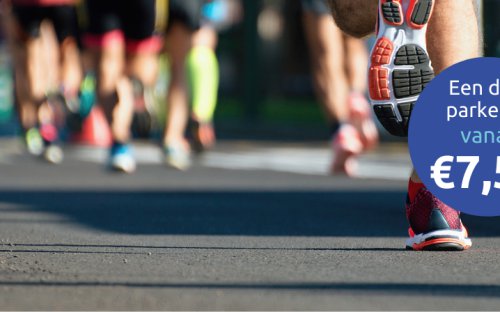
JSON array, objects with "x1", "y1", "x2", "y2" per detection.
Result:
[
  {"x1": 369, "y1": 38, "x2": 393, "y2": 101},
  {"x1": 381, "y1": 0, "x2": 402, "y2": 25},
  {"x1": 393, "y1": 45, "x2": 434, "y2": 99},
  {"x1": 373, "y1": 102, "x2": 415, "y2": 137},
  {"x1": 411, "y1": 0, "x2": 433, "y2": 26}
]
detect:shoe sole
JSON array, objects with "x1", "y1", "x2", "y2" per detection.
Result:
[
  {"x1": 164, "y1": 145, "x2": 192, "y2": 171},
  {"x1": 165, "y1": 157, "x2": 191, "y2": 171},
  {"x1": 369, "y1": 0, "x2": 435, "y2": 137},
  {"x1": 110, "y1": 165, "x2": 136, "y2": 174},
  {"x1": 109, "y1": 156, "x2": 136, "y2": 174},
  {"x1": 406, "y1": 229, "x2": 472, "y2": 251}
]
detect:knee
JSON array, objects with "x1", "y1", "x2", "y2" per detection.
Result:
[{"x1": 329, "y1": 0, "x2": 378, "y2": 38}]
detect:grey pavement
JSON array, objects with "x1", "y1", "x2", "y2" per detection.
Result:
[{"x1": 1, "y1": 139, "x2": 500, "y2": 310}]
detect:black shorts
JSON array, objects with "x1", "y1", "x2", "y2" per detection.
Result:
[
  {"x1": 11, "y1": 4, "x2": 79, "y2": 42},
  {"x1": 301, "y1": 0, "x2": 331, "y2": 16},
  {"x1": 168, "y1": 0, "x2": 203, "y2": 31},
  {"x1": 84, "y1": 0, "x2": 165, "y2": 52}
]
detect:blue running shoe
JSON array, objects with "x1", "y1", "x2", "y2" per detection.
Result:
[{"x1": 109, "y1": 142, "x2": 136, "y2": 173}]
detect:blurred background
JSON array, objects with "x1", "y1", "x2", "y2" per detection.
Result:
[{"x1": 0, "y1": 0, "x2": 491, "y2": 142}]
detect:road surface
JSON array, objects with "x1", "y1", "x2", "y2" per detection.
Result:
[{"x1": 1, "y1": 139, "x2": 500, "y2": 310}]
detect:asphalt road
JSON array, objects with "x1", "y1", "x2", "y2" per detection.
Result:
[{"x1": 1, "y1": 140, "x2": 500, "y2": 310}]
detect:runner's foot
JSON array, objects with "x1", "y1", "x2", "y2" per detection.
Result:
[
  {"x1": 348, "y1": 91, "x2": 379, "y2": 151},
  {"x1": 24, "y1": 127, "x2": 44, "y2": 156},
  {"x1": 108, "y1": 142, "x2": 136, "y2": 173},
  {"x1": 164, "y1": 140, "x2": 191, "y2": 170},
  {"x1": 39, "y1": 123, "x2": 64, "y2": 164},
  {"x1": 330, "y1": 124, "x2": 363, "y2": 176},
  {"x1": 369, "y1": 0, "x2": 435, "y2": 136},
  {"x1": 191, "y1": 118, "x2": 216, "y2": 153},
  {"x1": 405, "y1": 182, "x2": 471, "y2": 251}
]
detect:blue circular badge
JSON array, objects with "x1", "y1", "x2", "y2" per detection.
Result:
[{"x1": 409, "y1": 57, "x2": 500, "y2": 217}]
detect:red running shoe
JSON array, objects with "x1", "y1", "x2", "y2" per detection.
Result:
[
  {"x1": 369, "y1": 0, "x2": 435, "y2": 136},
  {"x1": 405, "y1": 188, "x2": 472, "y2": 251}
]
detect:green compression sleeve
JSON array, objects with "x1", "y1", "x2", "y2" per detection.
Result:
[{"x1": 187, "y1": 46, "x2": 219, "y2": 122}]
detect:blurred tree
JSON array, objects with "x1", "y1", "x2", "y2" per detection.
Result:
[
  {"x1": 483, "y1": 0, "x2": 499, "y2": 57},
  {"x1": 243, "y1": 0, "x2": 261, "y2": 120}
]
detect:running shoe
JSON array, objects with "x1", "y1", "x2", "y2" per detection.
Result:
[
  {"x1": 39, "y1": 123, "x2": 64, "y2": 164},
  {"x1": 24, "y1": 127, "x2": 44, "y2": 156},
  {"x1": 163, "y1": 142, "x2": 191, "y2": 170},
  {"x1": 131, "y1": 77, "x2": 155, "y2": 138},
  {"x1": 405, "y1": 188, "x2": 472, "y2": 251},
  {"x1": 330, "y1": 124, "x2": 363, "y2": 176},
  {"x1": 190, "y1": 118, "x2": 216, "y2": 154},
  {"x1": 369, "y1": 0, "x2": 435, "y2": 136},
  {"x1": 108, "y1": 142, "x2": 136, "y2": 173},
  {"x1": 43, "y1": 142, "x2": 64, "y2": 164}
]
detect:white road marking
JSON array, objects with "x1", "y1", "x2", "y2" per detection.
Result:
[{"x1": 70, "y1": 144, "x2": 412, "y2": 181}]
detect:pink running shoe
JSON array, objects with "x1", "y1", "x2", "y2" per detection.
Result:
[{"x1": 405, "y1": 188, "x2": 472, "y2": 251}]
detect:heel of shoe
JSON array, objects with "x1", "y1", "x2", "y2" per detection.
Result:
[{"x1": 407, "y1": 0, "x2": 434, "y2": 29}]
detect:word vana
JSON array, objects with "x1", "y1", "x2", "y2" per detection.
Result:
[{"x1": 461, "y1": 130, "x2": 500, "y2": 144}]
